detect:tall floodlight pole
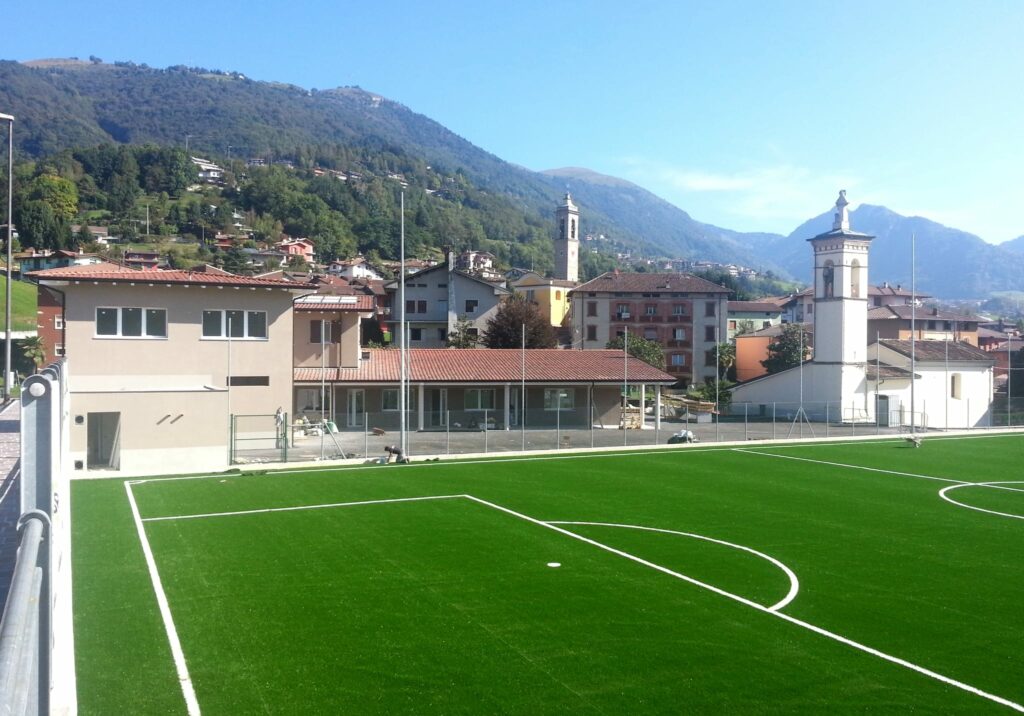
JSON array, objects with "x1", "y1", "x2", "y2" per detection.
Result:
[
  {"x1": 521, "y1": 323, "x2": 526, "y2": 451},
  {"x1": 1009, "y1": 337, "x2": 1013, "y2": 428},
  {"x1": 623, "y1": 326, "x2": 629, "y2": 446},
  {"x1": 398, "y1": 192, "x2": 407, "y2": 456},
  {"x1": 910, "y1": 233, "x2": 917, "y2": 434},
  {"x1": 2, "y1": 113, "x2": 13, "y2": 402}
]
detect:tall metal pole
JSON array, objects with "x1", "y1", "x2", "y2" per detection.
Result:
[
  {"x1": 1009, "y1": 336, "x2": 1013, "y2": 428},
  {"x1": 944, "y1": 338, "x2": 949, "y2": 431},
  {"x1": 521, "y1": 323, "x2": 525, "y2": 451},
  {"x1": 910, "y1": 232, "x2": 916, "y2": 434},
  {"x1": 623, "y1": 326, "x2": 628, "y2": 445},
  {"x1": 399, "y1": 192, "x2": 407, "y2": 456},
  {"x1": 2, "y1": 113, "x2": 13, "y2": 402}
]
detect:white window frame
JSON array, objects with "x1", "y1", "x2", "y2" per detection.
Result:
[
  {"x1": 543, "y1": 388, "x2": 575, "y2": 411},
  {"x1": 95, "y1": 306, "x2": 168, "y2": 339},
  {"x1": 673, "y1": 328, "x2": 686, "y2": 341},
  {"x1": 201, "y1": 309, "x2": 268, "y2": 340},
  {"x1": 383, "y1": 388, "x2": 417, "y2": 412},
  {"x1": 464, "y1": 388, "x2": 496, "y2": 411},
  {"x1": 671, "y1": 353, "x2": 685, "y2": 366},
  {"x1": 54, "y1": 315, "x2": 64, "y2": 330}
]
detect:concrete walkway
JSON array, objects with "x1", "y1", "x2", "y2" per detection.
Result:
[{"x1": 0, "y1": 399, "x2": 21, "y2": 609}]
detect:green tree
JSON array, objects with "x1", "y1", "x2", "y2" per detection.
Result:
[
  {"x1": 688, "y1": 378, "x2": 734, "y2": 409},
  {"x1": 483, "y1": 295, "x2": 557, "y2": 348},
  {"x1": 716, "y1": 341, "x2": 736, "y2": 381},
  {"x1": 446, "y1": 315, "x2": 478, "y2": 348},
  {"x1": 18, "y1": 335, "x2": 46, "y2": 372},
  {"x1": 606, "y1": 333, "x2": 665, "y2": 370},
  {"x1": 26, "y1": 174, "x2": 79, "y2": 221},
  {"x1": 734, "y1": 319, "x2": 756, "y2": 337},
  {"x1": 222, "y1": 245, "x2": 249, "y2": 275},
  {"x1": 14, "y1": 200, "x2": 71, "y2": 250},
  {"x1": 761, "y1": 323, "x2": 810, "y2": 374}
]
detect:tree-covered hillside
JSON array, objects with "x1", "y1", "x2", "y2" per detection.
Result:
[
  {"x1": 0, "y1": 59, "x2": 785, "y2": 272},
  {"x1": 9, "y1": 141, "x2": 622, "y2": 277}
]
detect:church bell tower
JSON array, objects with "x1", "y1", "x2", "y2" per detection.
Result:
[
  {"x1": 807, "y1": 190, "x2": 874, "y2": 404},
  {"x1": 554, "y1": 193, "x2": 580, "y2": 282}
]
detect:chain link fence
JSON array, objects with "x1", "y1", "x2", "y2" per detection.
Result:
[{"x1": 230, "y1": 396, "x2": 1024, "y2": 465}]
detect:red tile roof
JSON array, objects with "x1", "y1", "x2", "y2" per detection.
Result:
[
  {"x1": 294, "y1": 294, "x2": 375, "y2": 311},
  {"x1": 573, "y1": 272, "x2": 729, "y2": 294},
  {"x1": 28, "y1": 263, "x2": 315, "y2": 290},
  {"x1": 295, "y1": 348, "x2": 675, "y2": 384},
  {"x1": 877, "y1": 339, "x2": 993, "y2": 362},
  {"x1": 867, "y1": 305, "x2": 980, "y2": 322},
  {"x1": 728, "y1": 301, "x2": 783, "y2": 313}
]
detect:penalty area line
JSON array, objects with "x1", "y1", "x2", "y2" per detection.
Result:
[
  {"x1": 465, "y1": 494, "x2": 1024, "y2": 713},
  {"x1": 141, "y1": 494, "x2": 465, "y2": 522}
]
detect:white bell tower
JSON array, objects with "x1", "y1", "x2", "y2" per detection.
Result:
[
  {"x1": 554, "y1": 193, "x2": 580, "y2": 282},
  {"x1": 807, "y1": 190, "x2": 874, "y2": 405}
]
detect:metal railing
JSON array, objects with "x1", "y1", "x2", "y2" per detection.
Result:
[{"x1": 0, "y1": 359, "x2": 75, "y2": 716}]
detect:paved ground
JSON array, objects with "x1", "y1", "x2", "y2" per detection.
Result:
[{"x1": 0, "y1": 400, "x2": 21, "y2": 609}]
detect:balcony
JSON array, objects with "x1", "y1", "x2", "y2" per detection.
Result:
[
  {"x1": 665, "y1": 340, "x2": 691, "y2": 348},
  {"x1": 639, "y1": 315, "x2": 663, "y2": 323},
  {"x1": 615, "y1": 312, "x2": 631, "y2": 320}
]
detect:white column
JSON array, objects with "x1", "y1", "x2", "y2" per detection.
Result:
[
  {"x1": 640, "y1": 383, "x2": 646, "y2": 428},
  {"x1": 504, "y1": 383, "x2": 511, "y2": 430},
  {"x1": 655, "y1": 385, "x2": 662, "y2": 431},
  {"x1": 417, "y1": 383, "x2": 425, "y2": 431}
]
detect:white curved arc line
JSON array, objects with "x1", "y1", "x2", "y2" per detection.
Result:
[
  {"x1": 546, "y1": 521, "x2": 799, "y2": 612},
  {"x1": 938, "y1": 482, "x2": 1024, "y2": 521}
]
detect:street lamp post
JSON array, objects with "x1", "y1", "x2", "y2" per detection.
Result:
[{"x1": 1, "y1": 112, "x2": 13, "y2": 403}]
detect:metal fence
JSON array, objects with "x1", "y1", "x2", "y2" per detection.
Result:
[
  {"x1": 230, "y1": 396, "x2": 1024, "y2": 465},
  {"x1": 0, "y1": 359, "x2": 74, "y2": 716}
]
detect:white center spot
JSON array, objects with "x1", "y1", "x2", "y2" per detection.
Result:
[{"x1": 547, "y1": 562, "x2": 561, "y2": 568}]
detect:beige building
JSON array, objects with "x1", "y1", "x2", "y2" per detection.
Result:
[
  {"x1": 512, "y1": 272, "x2": 577, "y2": 327},
  {"x1": 29, "y1": 263, "x2": 312, "y2": 476}
]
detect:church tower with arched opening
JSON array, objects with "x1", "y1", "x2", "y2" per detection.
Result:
[
  {"x1": 808, "y1": 190, "x2": 874, "y2": 405},
  {"x1": 554, "y1": 193, "x2": 580, "y2": 282}
]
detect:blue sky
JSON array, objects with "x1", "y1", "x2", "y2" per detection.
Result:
[{"x1": 7, "y1": 1, "x2": 1024, "y2": 242}]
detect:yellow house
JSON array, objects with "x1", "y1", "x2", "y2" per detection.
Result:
[{"x1": 512, "y1": 272, "x2": 577, "y2": 327}]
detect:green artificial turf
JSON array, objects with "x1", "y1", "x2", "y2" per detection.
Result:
[{"x1": 72, "y1": 434, "x2": 1024, "y2": 713}]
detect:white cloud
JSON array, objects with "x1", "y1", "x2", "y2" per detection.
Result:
[{"x1": 616, "y1": 158, "x2": 862, "y2": 231}]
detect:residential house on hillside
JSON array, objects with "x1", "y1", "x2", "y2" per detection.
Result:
[
  {"x1": 385, "y1": 253, "x2": 510, "y2": 347},
  {"x1": 122, "y1": 249, "x2": 162, "y2": 270},
  {"x1": 456, "y1": 250, "x2": 502, "y2": 281},
  {"x1": 191, "y1": 156, "x2": 224, "y2": 183},
  {"x1": 328, "y1": 256, "x2": 383, "y2": 281},
  {"x1": 27, "y1": 263, "x2": 313, "y2": 475},
  {"x1": 276, "y1": 238, "x2": 316, "y2": 265},
  {"x1": 70, "y1": 225, "x2": 109, "y2": 242},
  {"x1": 15, "y1": 248, "x2": 102, "y2": 276},
  {"x1": 727, "y1": 301, "x2": 783, "y2": 340},
  {"x1": 569, "y1": 272, "x2": 730, "y2": 387},
  {"x1": 512, "y1": 272, "x2": 577, "y2": 327},
  {"x1": 293, "y1": 347, "x2": 676, "y2": 432}
]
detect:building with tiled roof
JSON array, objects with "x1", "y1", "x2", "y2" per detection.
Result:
[
  {"x1": 727, "y1": 300, "x2": 783, "y2": 340},
  {"x1": 569, "y1": 271, "x2": 730, "y2": 387},
  {"x1": 732, "y1": 192, "x2": 993, "y2": 430},
  {"x1": 27, "y1": 264, "x2": 314, "y2": 476},
  {"x1": 293, "y1": 348, "x2": 675, "y2": 432},
  {"x1": 511, "y1": 272, "x2": 577, "y2": 328},
  {"x1": 384, "y1": 252, "x2": 510, "y2": 348},
  {"x1": 867, "y1": 305, "x2": 980, "y2": 345}
]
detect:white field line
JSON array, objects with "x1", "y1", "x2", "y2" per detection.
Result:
[
  {"x1": 546, "y1": 521, "x2": 799, "y2": 612},
  {"x1": 736, "y1": 449, "x2": 1024, "y2": 495},
  {"x1": 141, "y1": 494, "x2": 464, "y2": 522},
  {"x1": 939, "y1": 482, "x2": 1024, "y2": 521},
  {"x1": 124, "y1": 482, "x2": 201, "y2": 716},
  {"x1": 465, "y1": 495, "x2": 1024, "y2": 713}
]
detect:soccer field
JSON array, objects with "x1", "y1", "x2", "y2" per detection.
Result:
[{"x1": 72, "y1": 434, "x2": 1024, "y2": 714}]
